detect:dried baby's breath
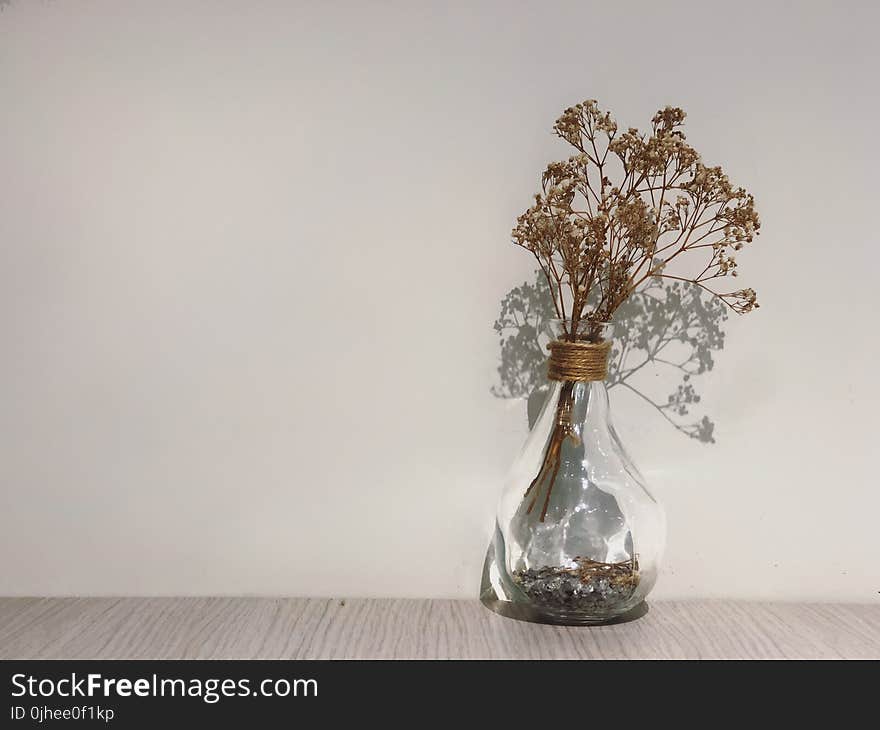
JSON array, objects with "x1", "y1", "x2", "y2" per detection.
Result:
[{"x1": 513, "y1": 101, "x2": 761, "y2": 339}]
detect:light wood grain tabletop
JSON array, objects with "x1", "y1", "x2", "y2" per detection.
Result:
[{"x1": 1, "y1": 598, "x2": 877, "y2": 659}]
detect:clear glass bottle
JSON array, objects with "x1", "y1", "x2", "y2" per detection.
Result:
[{"x1": 482, "y1": 320, "x2": 665, "y2": 625}]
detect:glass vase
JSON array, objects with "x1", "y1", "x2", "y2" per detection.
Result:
[{"x1": 481, "y1": 319, "x2": 665, "y2": 625}]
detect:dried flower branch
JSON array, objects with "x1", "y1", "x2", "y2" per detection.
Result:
[
  {"x1": 512, "y1": 100, "x2": 760, "y2": 341},
  {"x1": 511, "y1": 101, "x2": 761, "y2": 522}
]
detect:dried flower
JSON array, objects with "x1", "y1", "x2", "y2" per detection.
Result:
[{"x1": 513, "y1": 100, "x2": 761, "y2": 340}]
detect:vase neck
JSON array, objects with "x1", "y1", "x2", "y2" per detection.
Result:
[{"x1": 554, "y1": 379, "x2": 610, "y2": 428}]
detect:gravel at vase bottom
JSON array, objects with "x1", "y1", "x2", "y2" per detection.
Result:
[{"x1": 512, "y1": 557, "x2": 639, "y2": 613}]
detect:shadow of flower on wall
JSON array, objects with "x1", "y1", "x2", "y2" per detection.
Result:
[{"x1": 492, "y1": 271, "x2": 726, "y2": 443}]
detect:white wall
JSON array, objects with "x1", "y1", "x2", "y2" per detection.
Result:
[{"x1": 1, "y1": 0, "x2": 878, "y2": 601}]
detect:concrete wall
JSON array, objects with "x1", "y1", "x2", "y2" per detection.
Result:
[{"x1": 1, "y1": 0, "x2": 877, "y2": 601}]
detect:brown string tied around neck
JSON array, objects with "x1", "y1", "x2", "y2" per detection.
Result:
[{"x1": 546, "y1": 339, "x2": 612, "y2": 382}]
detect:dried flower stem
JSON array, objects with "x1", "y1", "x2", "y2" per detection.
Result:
[{"x1": 524, "y1": 381, "x2": 576, "y2": 521}]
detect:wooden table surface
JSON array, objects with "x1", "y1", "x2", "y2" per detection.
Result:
[{"x1": 1, "y1": 598, "x2": 878, "y2": 659}]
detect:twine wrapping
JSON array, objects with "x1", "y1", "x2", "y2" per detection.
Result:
[{"x1": 546, "y1": 339, "x2": 612, "y2": 382}]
